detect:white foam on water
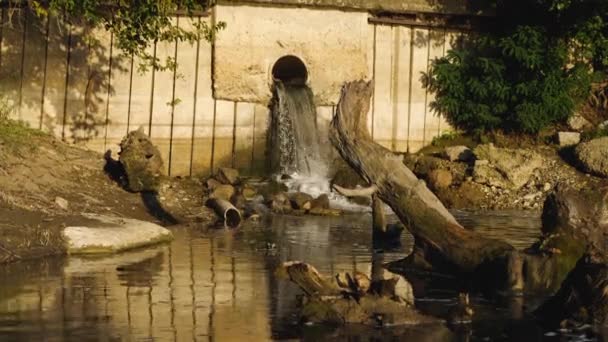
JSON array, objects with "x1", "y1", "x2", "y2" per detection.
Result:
[{"x1": 277, "y1": 172, "x2": 371, "y2": 212}]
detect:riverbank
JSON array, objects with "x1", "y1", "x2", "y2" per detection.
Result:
[
  {"x1": 1, "y1": 118, "x2": 606, "y2": 264},
  {"x1": 403, "y1": 132, "x2": 608, "y2": 211}
]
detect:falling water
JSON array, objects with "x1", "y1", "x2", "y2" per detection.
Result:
[
  {"x1": 268, "y1": 81, "x2": 368, "y2": 211},
  {"x1": 269, "y1": 81, "x2": 328, "y2": 177}
]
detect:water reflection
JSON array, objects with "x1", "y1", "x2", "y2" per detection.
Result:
[{"x1": 0, "y1": 210, "x2": 582, "y2": 341}]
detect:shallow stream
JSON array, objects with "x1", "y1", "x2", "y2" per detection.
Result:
[{"x1": 0, "y1": 211, "x2": 601, "y2": 341}]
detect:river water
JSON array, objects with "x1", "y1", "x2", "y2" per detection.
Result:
[{"x1": 0, "y1": 210, "x2": 600, "y2": 341}]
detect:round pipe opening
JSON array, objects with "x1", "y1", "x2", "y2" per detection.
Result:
[{"x1": 272, "y1": 55, "x2": 308, "y2": 86}]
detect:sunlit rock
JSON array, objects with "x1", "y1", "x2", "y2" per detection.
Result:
[{"x1": 62, "y1": 214, "x2": 173, "y2": 254}]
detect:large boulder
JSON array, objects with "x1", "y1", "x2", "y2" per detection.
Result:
[
  {"x1": 473, "y1": 144, "x2": 544, "y2": 189},
  {"x1": 557, "y1": 132, "x2": 580, "y2": 147},
  {"x1": 443, "y1": 145, "x2": 474, "y2": 162},
  {"x1": 63, "y1": 213, "x2": 173, "y2": 254},
  {"x1": 521, "y1": 185, "x2": 608, "y2": 293},
  {"x1": 119, "y1": 127, "x2": 164, "y2": 192},
  {"x1": 568, "y1": 113, "x2": 593, "y2": 131},
  {"x1": 575, "y1": 137, "x2": 608, "y2": 178},
  {"x1": 216, "y1": 167, "x2": 240, "y2": 185},
  {"x1": 427, "y1": 169, "x2": 453, "y2": 190}
]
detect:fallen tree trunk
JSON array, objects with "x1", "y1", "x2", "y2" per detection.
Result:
[
  {"x1": 332, "y1": 184, "x2": 378, "y2": 198},
  {"x1": 330, "y1": 81, "x2": 513, "y2": 275}
]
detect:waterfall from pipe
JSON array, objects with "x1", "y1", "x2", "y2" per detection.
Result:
[
  {"x1": 269, "y1": 82, "x2": 368, "y2": 211},
  {"x1": 271, "y1": 81, "x2": 328, "y2": 178}
]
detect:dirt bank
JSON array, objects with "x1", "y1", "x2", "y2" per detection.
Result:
[{"x1": 0, "y1": 120, "x2": 214, "y2": 263}]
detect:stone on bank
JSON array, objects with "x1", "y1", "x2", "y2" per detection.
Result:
[
  {"x1": 62, "y1": 214, "x2": 173, "y2": 254},
  {"x1": 575, "y1": 137, "x2": 608, "y2": 178}
]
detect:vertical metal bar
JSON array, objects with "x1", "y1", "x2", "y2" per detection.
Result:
[
  {"x1": 168, "y1": 17, "x2": 180, "y2": 176},
  {"x1": 422, "y1": 28, "x2": 431, "y2": 146},
  {"x1": 147, "y1": 41, "x2": 158, "y2": 137},
  {"x1": 61, "y1": 22, "x2": 73, "y2": 141},
  {"x1": 231, "y1": 101, "x2": 237, "y2": 168},
  {"x1": 406, "y1": 27, "x2": 415, "y2": 153},
  {"x1": 249, "y1": 106, "x2": 256, "y2": 173},
  {"x1": 17, "y1": 10, "x2": 27, "y2": 119},
  {"x1": 391, "y1": 26, "x2": 399, "y2": 151},
  {"x1": 126, "y1": 53, "x2": 134, "y2": 132},
  {"x1": 371, "y1": 24, "x2": 377, "y2": 139},
  {"x1": 189, "y1": 17, "x2": 202, "y2": 177},
  {"x1": 0, "y1": 7, "x2": 4, "y2": 71},
  {"x1": 39, "y1": 16, "x2": 50, "y2": 130},
  {"x1": 210, "y1": 100, "x2": 217, "y2": 173},
  {"x1": 438, "y1": 28, "x2": 447, "y2": 135},
  {"x1": 103, "y1": 31, "x2": 114, "y2": 151}
]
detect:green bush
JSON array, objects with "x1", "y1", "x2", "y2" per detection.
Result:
[{"x1": 425, "y1": 0, "x2": 608, "y2": 134}]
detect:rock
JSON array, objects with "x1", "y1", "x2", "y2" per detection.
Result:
[
  {"x1": 475, "y1": 159, "x2": 489, "y2": 166},
  {"x1": 473, "y1": 164, "x2": 510, "y2": 189},
  {"x1": 392, "y1": 276, "x2": 415, "y2": 305},
  {"x1": 209, "y1": 184, "x2": 235, "y2": 201},
  {"x1": 216, "y1": 167, "x2": 240, "y2": 185},
  {"x1": 411, "y1": 155, "x2": 444, "y2": 178},
  {"x1": 522, "y1": 192, "x2": 541, "y2": 201},
  {"x1": 599, "y1": 120, "x2": 608, "y2": 129},
  {"x1": 63, "y1": 213, "x2": 173, "y2": 254},
  {"x1": 230, "y1": 193, "x2": 247, "y2": 209},
  {"x1": 543, "y1": 183, "x2": 552, "y2": 192},
  {"x1": 259, "y1": 180, "x2": 289, "y2": 200},
  {"x1": 241, "y1": 186, "x2": 257, "y2": 200},
  {"x1": 308, "y1": 207, "x2": 342, "y2": 216},
  {"x1": 568, "y1": 113, "x2": 592, "y2": 131},
  {"x1": 427, "y1": 169, "x2": 453, "y2": 190},
  {"x1": 575, "y1": 137, "x2": 608, "y2": 178},
  {"x1": 206, "y1": 178, "x2": 222, "y2": 190},
  {"x1": 535, "y1": 250, "x2": 608, "y2": 327},
  {"x1": 311, "y1": 194, "x2": 330, "y2": 210},
  {"x1": 118, "y1": 127, "x2": 164, "y2": 192},
  {"x1": 541, "y1": 185, "x2": 608, "y2": 249},
  {"x1": 557, "y1": 132, "x2": 581, "y2": 147},
  {"x1": 55, "y1": 196, "x2": 69, "y2": 210},
  {"x1": 443, "y1": 146, "x2": 474, "y2": 162},
  {"x1": 269, "y1": 192, "x2": 292, "y2": 213},
  {"x1": 473, "y1": 144, "x2": 544, "y2": 189},
  {"x1": 290, "y1": 192, "x2": 314, "y2": 210},
  {"x1": 331, "y1": 163, "x2": 367, "y2": 189},
  {"x1": 434, "y1": 182, "x2": 486, "y2": 209}
]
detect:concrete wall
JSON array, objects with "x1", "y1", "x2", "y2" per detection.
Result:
[
  {"x1": 219, "y1": 0, "x2": 474, "y2": 15},
  {"x1": 0, "y1": 5, "x2": 460, "y2": 177},
  {"x1": 213, "y1": 4, "x2": 371, "y2": 105}
]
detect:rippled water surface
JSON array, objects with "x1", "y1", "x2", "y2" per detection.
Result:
[{"x1": 0, "y1": 210, "x2": 600, "y2": 341}]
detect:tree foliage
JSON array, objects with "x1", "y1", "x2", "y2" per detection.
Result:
[
  {"x1": 425, "y1": 0, "x2": 608, "y2": 134},
  {"x1": 23, "y1": 0, "x2": 225, "y2": 72}
]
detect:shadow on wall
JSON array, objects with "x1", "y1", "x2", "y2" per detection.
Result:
[{"x1": 0, "y1": 8, "x2": 127, "y2": 142}]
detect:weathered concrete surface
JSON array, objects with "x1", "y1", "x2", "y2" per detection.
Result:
[
  {"x1": 213, "y1": 4, "x2": 371, "y2": 105},
  {"x1": 62, "y1": 214, "x2": 174, "y2": 254},
  {"x1": 217, "y1": 0, "x2": 473, "y2": 15}
]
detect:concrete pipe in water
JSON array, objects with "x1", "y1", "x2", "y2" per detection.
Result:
[{"x1": 206, "y1": 198, "x2": 242, "y2": 228}]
